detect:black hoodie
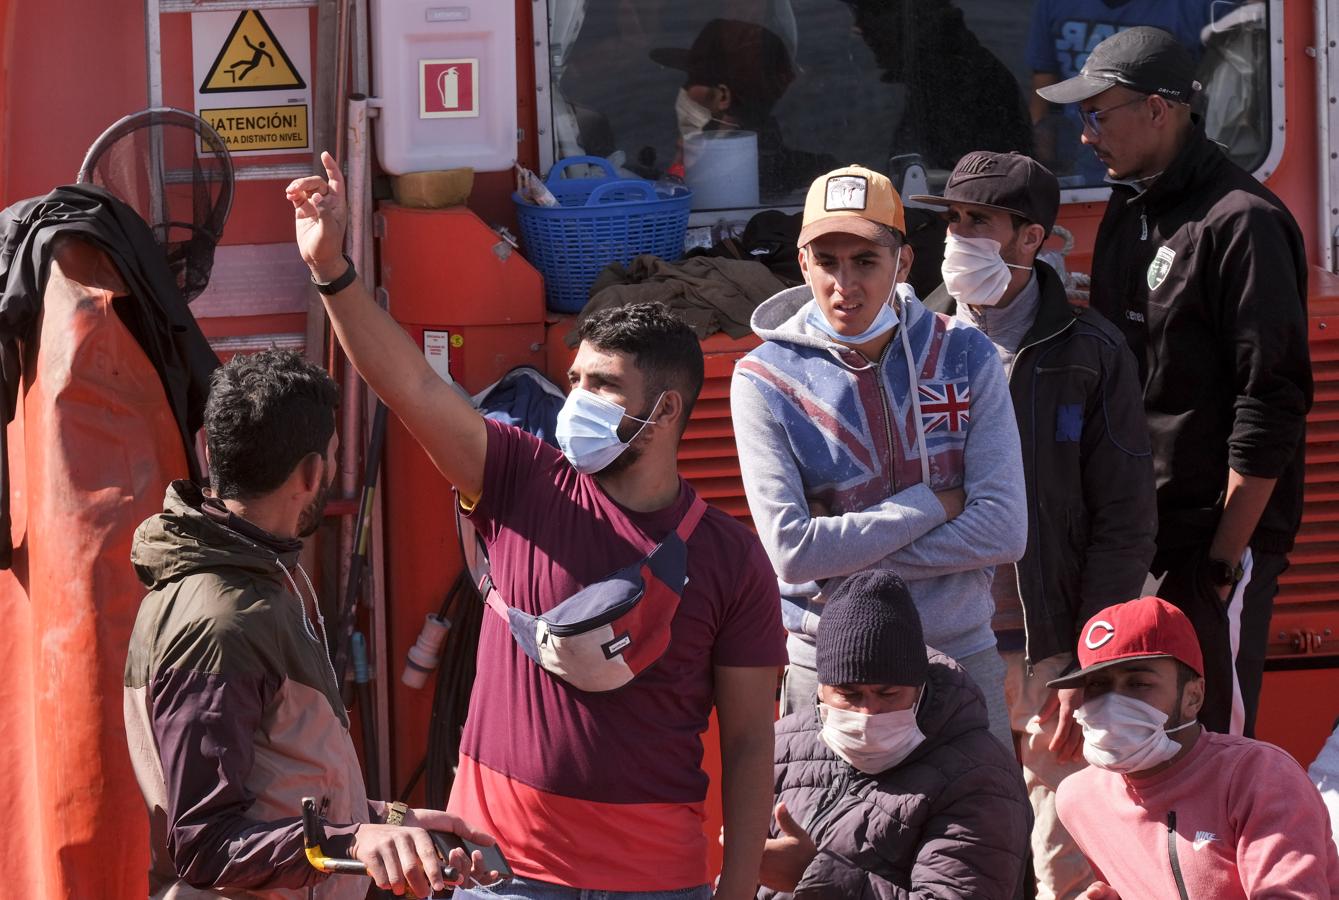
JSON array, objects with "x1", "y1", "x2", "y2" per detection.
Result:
[{"x1": 1089, "y1": 125, "x2": 1312, "y2": 557}]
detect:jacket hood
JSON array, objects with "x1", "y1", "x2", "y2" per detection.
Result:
[
  {"x1": 910, "y1": 649, "x2": 990, "y2": 751},
  {"x1": 131, "y1": 480, "x2": 298, "y2": 589},
  {"x1": 750, "y1": 282, "x2": 924, "y2": 355}
]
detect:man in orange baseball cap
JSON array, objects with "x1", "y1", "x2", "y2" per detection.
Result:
[
  {"x1": 1052, "y1": 596, "x2": 1339, "y2": 898},
  {"x1": 731, "y1": 164, "x2": 1028, "y2": 751}
]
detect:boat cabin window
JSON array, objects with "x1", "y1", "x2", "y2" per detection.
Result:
[{"x1": 543, "y1": 0, "x2": 1274, "y2": 209}]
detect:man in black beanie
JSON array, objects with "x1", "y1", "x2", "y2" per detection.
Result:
[{"x1": 756, "y1": 570, "x2": 1030, "y2": 899}]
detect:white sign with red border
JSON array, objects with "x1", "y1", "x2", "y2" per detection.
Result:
[
  {"x1": 420, "y1": 58, "x2": 480, "y2": 119},
  {"x1": 423, "y1": 330, "x2": 452, "y2": 383}
]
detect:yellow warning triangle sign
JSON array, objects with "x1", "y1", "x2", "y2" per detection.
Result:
[{"x1": 200, "y1": 10, "x2": 306, "y2": 93}]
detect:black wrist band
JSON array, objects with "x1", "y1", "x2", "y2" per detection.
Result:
[{"x1": 312, "y1": 254, "x2": 357, "y2": 295}]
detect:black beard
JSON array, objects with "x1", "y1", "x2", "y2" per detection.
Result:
[
  {"x1": 597, "y1": 396, "x2": 660, "y2": 476},
  {"x1": 1164, "y1": 684, "x2": 1188, "y2": 731},
  {"x1": 297, "y1": 470, "x2": 334, "y2": 538},
  {"x1": 597, "y1": 442, "x2": 642, "y2": 477}
]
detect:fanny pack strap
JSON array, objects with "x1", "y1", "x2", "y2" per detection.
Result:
[
  {"x1": 675, "y1": 494, "x2": 709, "y2": 542},
  {"x1": 483, "y1": 492, "x2": 710, "y2": 620},
  {"x1": 482, "y1": 576, "x2": 509, "y2": 618}
]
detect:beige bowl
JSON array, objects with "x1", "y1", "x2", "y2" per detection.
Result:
[{"x1": 392, "y1": 168, "x2": 474, "y2": 208}]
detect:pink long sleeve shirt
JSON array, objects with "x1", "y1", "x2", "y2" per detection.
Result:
[{"x1": 1056, "y1": 729, "x2": 1339, "y2": 899}]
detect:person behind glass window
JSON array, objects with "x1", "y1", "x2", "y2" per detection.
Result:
[
  {"x1": 651, "y1": 18, "x2": 834, "y2": 196},
  {"x1": 1026, "y1": 0, "x2": 1213, "y2": 183},
  {"x1": 838, "y1": 0, "x2": 1033, "y2": 169}
]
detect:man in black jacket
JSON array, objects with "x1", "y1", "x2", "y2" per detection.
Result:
[
  {"x1": 756, "y1": 570, "x2": 1029, "y2": 900},
  {"x1": 918, "y1": 150, "x2": 1155, "y2": 900},
  {"x1": 1038, "y1": 26, "x2": 1312, "y2": 739}
]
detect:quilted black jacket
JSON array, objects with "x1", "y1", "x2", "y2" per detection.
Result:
[{"x1": 759, "y1": 652, "x2": 1031, "y2": 900}]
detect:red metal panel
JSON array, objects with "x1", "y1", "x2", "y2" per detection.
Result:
[
  {"x1": 377, "y1": 205, "x2": 546, "y2": 801},
  {"x1": 678, "y1": 336, "x2": 762, "y2": 523},
  {"x1": 1269, "y1": 271, "x2": 1339, "y2": 660},
  {"x1": 1255, "y1": 666, "x2": 1339, "y2": 766},
  {"x1": 379, "y1": 204, "x2": 544, "y2": 327}
]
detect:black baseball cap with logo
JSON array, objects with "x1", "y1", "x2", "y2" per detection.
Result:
[
  {"x1": 1035, "y1": 26, "x2": 1202, "y2": 106},
  {"x1": 910, "y1": 151, "x2": 1060, "y2": 235}
]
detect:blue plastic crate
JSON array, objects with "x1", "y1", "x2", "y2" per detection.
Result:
[{"x1": 513, "y1": 156, "x2": 692, "y2": 313}]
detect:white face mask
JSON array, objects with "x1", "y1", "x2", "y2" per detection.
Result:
[
  {"x1": 675, "y1": 88, "x2": 713, "y2": 139},
  {"x1": 940, "y1": 233, "x2": 1030, "y2": 307},
  {"x1": 554, "y1": 388, "x2": 661, "y2": 475},
  {"x1": 818, "y1": 690, "x2": 926, "y2": 774},
  {"x1": 804, "y1": 246, "x2": 904, "y2": 345},
  {"x1": 1073, "y1": 691, "x2": 1197, "y2": 774}
]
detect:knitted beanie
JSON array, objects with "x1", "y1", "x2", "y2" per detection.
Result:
[{"x1": 816, "y1": 570, "x2": 928, "y2": 686}]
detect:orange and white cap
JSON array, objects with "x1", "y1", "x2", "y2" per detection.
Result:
[{"x1": 798, "y1": 165, "x2": 906, "y2": 249}]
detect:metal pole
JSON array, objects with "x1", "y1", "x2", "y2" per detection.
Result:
[
  {"x1": 1320, "y1": 0, "x2": 1339, "y2": 272},
  {"x1": 338, "y1": 94, "x2": 370, "y2": 656},
  {"x1": 144, "y1": 0, "x2": 163, "y2": 106},
  {"x1": 143, "y1": 0, "x2": 167, "y2": 236},
  {"x1": 353, "y1": 0, "x2": 370, "y2": 96},
  {"x1": 368, "y1": 390, "x2": 391, "y2": 800},
  {"x1": 350, "y1": 0, "x2": 389, "y2": 800},
  {"x1": 333, "y1": 0, "x2": 352, "y2": 162}
]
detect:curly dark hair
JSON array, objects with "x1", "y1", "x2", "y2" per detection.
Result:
[
  {"x1": 204, "y1": 349, "x2": 339, "y2": 499},
  {"x1": 575, "y1": 302, "x2": 705, "y2": 429}
]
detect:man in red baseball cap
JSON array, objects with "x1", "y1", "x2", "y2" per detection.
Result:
[{"x1": 1050, "y1": 596, "x2": 1338, "y2": 899}]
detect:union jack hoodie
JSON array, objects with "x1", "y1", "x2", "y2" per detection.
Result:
[{"x1": 731, "y1": 284, "x2": 1027, "y2": 667}]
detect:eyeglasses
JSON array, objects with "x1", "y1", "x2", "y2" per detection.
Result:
[{"x1": 1080, "y1": 95, "x2": 1147, "y2": 136}]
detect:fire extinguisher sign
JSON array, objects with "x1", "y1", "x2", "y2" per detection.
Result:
[{"x1": 420, "y1": 59, "x2": 479, "y2": 119}]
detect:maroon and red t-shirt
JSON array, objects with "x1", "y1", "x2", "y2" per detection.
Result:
[{"x1": 448, "y1": 420, "x2": 786, "y2": 890}]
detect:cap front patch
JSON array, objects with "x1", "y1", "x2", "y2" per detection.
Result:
[
  {"x1": 1085, "y1": 620, "x2": 1116, "y2": 650},
  {"x1": 825, "y1": 175, "x2": 868, "y2": 211}
]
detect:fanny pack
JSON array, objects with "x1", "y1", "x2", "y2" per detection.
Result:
[{"x1": 482, "y1": 495, "x2": 708, "y2": 692}]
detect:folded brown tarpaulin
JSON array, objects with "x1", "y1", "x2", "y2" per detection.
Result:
[{"x1": 569, "y1": 254, "x2": 788, "y2": 344}]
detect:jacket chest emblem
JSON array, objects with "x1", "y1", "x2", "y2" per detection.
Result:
[
  {"x1": 918, "y1": 382, "x2": 970, "y2": 432},
  {"x1": 1146, "y1": 245, "x2": 1176, "y2": 291}
]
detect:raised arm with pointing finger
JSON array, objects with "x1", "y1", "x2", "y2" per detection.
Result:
[
  {"x1": 290, "y1": 153, "x2": 789, "y2": 900},
  {"x1": 287, "y1": 152, "x2": 486, "y2": 498}
]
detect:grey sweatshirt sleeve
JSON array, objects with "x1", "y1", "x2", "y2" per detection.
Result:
[
  {"x1": 731, "y1": 370, "x2": 948, "y2": 585},
  {"x1": 869, "y1": 337, "x2": 1027, "y2": 579}
]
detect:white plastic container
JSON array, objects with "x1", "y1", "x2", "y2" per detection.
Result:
[
  {"x1": 371, "y1": 0, "x2": 517, "y2": 174},
  {"x1": 684, "y1": 130, "x2": 760, "y2": 210}
]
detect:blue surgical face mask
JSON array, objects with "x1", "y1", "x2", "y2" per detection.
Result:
[
  {"x1": 804, "y1": 246, "x2": 903, "y2": 345},
  {"x1": 555, "y1": 388, "x2": 662, "y2": 475}
]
